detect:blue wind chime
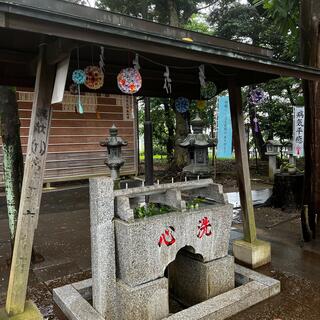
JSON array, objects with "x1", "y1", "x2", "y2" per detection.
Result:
[{"x1": 71, "y1": 48, "x2": 86, "y2": 114}]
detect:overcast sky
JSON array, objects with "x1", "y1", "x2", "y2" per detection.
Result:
[{"x1": 87, "y1": 0, "x2": 95, "y2": 7}]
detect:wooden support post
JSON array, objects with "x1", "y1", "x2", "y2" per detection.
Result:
[
  {"x1": 144, "y1": 97, "x2": 154, "y2": 186},
  {"x1": 228, "y1": 80, "x2": 270, "y2": 268},
  {"x1": 228, "y1": 80, "x2": 257, "y2": 244},
  {"x1": 5, "y1": 44, "x2": 56, "y2": 316}
]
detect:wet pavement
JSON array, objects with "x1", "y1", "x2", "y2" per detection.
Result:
[
  {"x1": 0, "y1": 184, "x2": 320, "y2": 319},
  {"x1": 230, "y1": 205, "x2": 320, "y2": 319}
]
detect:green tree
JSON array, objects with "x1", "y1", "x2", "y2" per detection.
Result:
[
  {"x1": 184, "y1": 13, "x2": 213, "y2": 34},
  {"x1": 208, "y1": 1, "x2": 298, "y2": 159},
  {"x1": 97, "y1": 0, "x2": 219, "y2": 26},
  {"x1": 256, "y1": 78, "x2": 303, "y2": 141},
  {"x1": 256, "y1": 0, "x2": 320, "y2": 240},
  {"x1": 0, "y1": 87, "x2": 24, "y2": 252},
  {"x1": 139, "y1": 98, "x2": 175, "y2": 160},
  {"x1": 0, "y1": 87, "x2": 44, "y2": 263}
]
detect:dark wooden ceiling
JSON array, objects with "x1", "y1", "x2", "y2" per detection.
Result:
[{"x1": 0, "y1": 0, "x2": 319, "y2": 99}]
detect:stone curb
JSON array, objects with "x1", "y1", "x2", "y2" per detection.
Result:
[{"x1": 53, "y1": 263, "x2": 281, "y2": 320}]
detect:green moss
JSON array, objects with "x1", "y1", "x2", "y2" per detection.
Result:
[
  {"x1": 0, "y1": 301, "x2": 42, "y2": 320},
  {"x1": 2, "y1": 144, "x2": 18, "y2": 240}
]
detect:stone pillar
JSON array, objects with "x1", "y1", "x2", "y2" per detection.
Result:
[
  {"x1": 90, "y1": 177, "x2": 117, "y2": 319},
  {"x1": 268, "y1": 155, "x2": 277, "y2": 180}
]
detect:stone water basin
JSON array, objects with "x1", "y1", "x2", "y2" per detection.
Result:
[{"x1": 113, "y1": 179, "x2": 233, "y2": 287}]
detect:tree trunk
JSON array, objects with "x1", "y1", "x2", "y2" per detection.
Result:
[
  {"x1": 300, "y1": 0, "x2": 320, "y2": 240},
  {"x1": 167, "y1": 0, "x2": 188, "y2": 168},
  {"x1": 167, "y1": 0, "x2": 179, "y2": 27},
  {"x1": 0, "y1": 86, "x2": 24, "y2": 250},
  {"x1": 164, "y1": 101, "x2": 175, "y2": 163},
  {"x1": 174, "y1": 110, "x2": 189, "y2": 169}
]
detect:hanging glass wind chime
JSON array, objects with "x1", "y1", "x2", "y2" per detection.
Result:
[
  {"x1": 248, "y1": 88, "x2": 267, "y2": 133},
  {"x1": 117, "y1": 53, "x2": 142, "y2": 94},
  {"x1": 84, "y1": 46, "x2": 105, "y2": 90},
  {"x1": 71, "y1": 48, "x2": 86, "y2": 114}
]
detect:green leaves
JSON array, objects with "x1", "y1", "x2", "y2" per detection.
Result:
[
  {"x1": 134, "y1": 203, "x2": 173, "y2": 218},
  {"x1": 184, "y1": 13, "x2": 213, "y2": 34},
  {"x1": 253, "y1": 0, "x2": 299, "y2": 57}
]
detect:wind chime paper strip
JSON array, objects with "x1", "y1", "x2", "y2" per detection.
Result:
[
  {"x1": 217, "y1": 96, "x2": 233, "y2": 159},
  {"x1": 293, "y1": 106, "x2": 305, "y2": 157}
]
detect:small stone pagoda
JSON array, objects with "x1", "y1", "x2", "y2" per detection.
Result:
[
  {"x1": 100, "y1": 124, "x2": 127, "y2": 180},
  {"x1": 180, "y1": 114, "x2": 215, "y2": 177}
]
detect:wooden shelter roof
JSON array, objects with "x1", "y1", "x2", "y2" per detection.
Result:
[{"x1": 0, "y1": 0, "x2": 320, "y2": 98}]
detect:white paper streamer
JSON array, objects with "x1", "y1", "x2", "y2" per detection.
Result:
[
  {"x1": 163, "y1": 66, "x2": 172, "y2": 94},
  {"x1": 199, "y1": 64, "x2": 206, "y2": 87},
  {"x1": 133, "y1": 53, "x2": 140, "y2": 70},
  {"x1": 99, "y1": 46, "x2": 105, "y2": 71}
]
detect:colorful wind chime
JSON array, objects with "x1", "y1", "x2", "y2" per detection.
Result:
[
  {"x1": 69, "y1": 47, "x2": 225, "y2": 117},
  {"x1": 117, "y1": 54, "x2": 142, "y2": 94},
  {"x1": 248, "y1": 88, "x2": 267, "y2": 133},
  {"x1": 85, "y1": 46, "x2": 105, "y2": 90},
  {"x1": 70, "y1": 47, "x2": 105, "y2": 114}
]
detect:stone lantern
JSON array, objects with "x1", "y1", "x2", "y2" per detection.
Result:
[
  {"x1": 179, "y1": 114, "x2": 215, "y2": 177},
  {"x1": 100, "y1": 124, "x2": 127, "y2": 181},
  {"x1": 284, "y1": 140, "x2": 295, "y2": 165},
  {"x1": 265, "y1": 140, "x2": 282, "y2": 180},
  {"x1": 265, "y1": 140, "x2": 282, "y2": 156}
]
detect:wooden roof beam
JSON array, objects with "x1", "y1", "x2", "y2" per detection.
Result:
[{"x1": 46, "y1": 38, "x2": 79, "y2": 65}]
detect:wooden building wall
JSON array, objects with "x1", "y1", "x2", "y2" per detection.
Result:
[{"x1": 0, "y1": 90, "x2": 138, "y2": 184}]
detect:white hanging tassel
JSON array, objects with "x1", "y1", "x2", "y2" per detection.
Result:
[
  {"x1": 163, "y1": 66, "x2": 172, "y2": 94},
  {"x1": 99, "y1": 46, "x2": 105, "y2": 71},
  {"x1": 133, "y1": 53, "x2": 140, "y2": 70},
  {"x1": 199, "y1": 64, "x2": 206, "y2": 87}
]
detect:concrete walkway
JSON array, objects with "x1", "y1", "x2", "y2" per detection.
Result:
[{"x1": 0, "y1": 185, "x2": 320, "y2": 319}]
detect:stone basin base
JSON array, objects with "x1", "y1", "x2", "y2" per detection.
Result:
[
  {"x1": 53, "y1": 264, "x2": 280, "y2": 320},
  {"x1": 169, "y1": 254, "x2": 234, "y2": 307}
]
